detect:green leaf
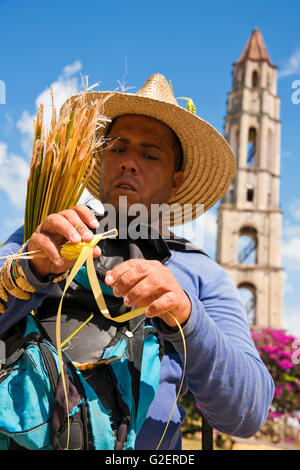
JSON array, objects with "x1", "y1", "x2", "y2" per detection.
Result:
[{"x1": 283, "y1": 373, "x2": 298, "y2": 383}]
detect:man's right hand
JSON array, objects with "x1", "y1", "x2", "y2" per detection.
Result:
[{"x1": 27, "y1": 204, "x2": 101, "y2": 278}]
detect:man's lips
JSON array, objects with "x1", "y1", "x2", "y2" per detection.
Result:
[{"x1": 113, "y1": 180, "x2": 138, "y2": 192}]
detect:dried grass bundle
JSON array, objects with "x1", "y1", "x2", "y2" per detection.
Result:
[{"x1": 24, "y1": 79, "x2": 110, "y2": 241}]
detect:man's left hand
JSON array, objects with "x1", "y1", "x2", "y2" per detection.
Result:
[{"x1": 105, "y1": 259, "x2": 191, "y2": 329}]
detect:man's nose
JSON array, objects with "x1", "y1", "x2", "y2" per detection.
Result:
[{"x1": 119, "y1": 155, "x2": 139, "y2": 174}]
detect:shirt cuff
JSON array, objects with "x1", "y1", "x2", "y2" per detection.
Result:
[
  {"x1": 19, "y1": 242, "x2": 53, "y2": 290},
  {"x1": 152, "y1": 290, "x2": 204, "y2": 343}
]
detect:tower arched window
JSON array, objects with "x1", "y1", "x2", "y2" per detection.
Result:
[
  {"x1": 238, "y1": 226, "x2": 257, "y2": 264},
  {"x1": 252, "y1": 70, "x2": 258, "y2": 88},
  {"x1": 246, "y1": 183, "x2": 254, "y2": 202},
  {"x1": 238, "y1": 282, "x2": 256, "y2": 325},
  {"x1": 247, "y1": 127, "x2": 256, "y2": 166}
]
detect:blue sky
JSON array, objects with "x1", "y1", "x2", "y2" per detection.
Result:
[{"x1": 0, "y1": 0, "x2": 300, "y2": 335}]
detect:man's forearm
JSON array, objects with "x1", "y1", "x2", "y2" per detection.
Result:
[
  {"x1": 155, "y1": 292, "x2": 274, "y2": 438},
  {"x1": 153, "y1": 252, "x2": 275, "y2": 439}
]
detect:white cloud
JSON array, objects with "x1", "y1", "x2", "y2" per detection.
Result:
[
  {"x1": 0, "y1": 61, "x2": 83, "y2": 230},
  {"x1": 282, "y1": 219, "x2": 300, "y2": 238},
  {"x1": 282, "y1": 149, "x2": 292, "y2": 159},
  {"x1": 63, "y1": 60, "x2": 82, "y2": 78},
  {"x1": 4, "y1": 216, "x2": 24, "y2": 230},
  {"x1": 3, "y1": 113, "x2": 13, "y2": 134},
  {"x1": 16, "y1": 60, "x2": 82, "y2": 156},
  {"x1": 203, "y1": 210, "x2": 218, "y2": 239},
  {"x1": 278, "y1": 49, "x2": 300, "y2": 78},
  {"x1": 282, "y1": 236, "x2": 300, "y2": 271},
  {"x1": 16, "y1": 110, "x2": 34, "y2": 135},
  {"x1": 16, "y1": 110, "x2": 35, "y2": 156},
  {"x1": 0, "y1": 142, "x2": 29, "y2": 210},
  {"x1": 289, "y1": 198, "x2": 300, "y2": 221},
  {"x1": 283, "y1": 271, "x2": 294, "y2": 294},
  {"x1": 172, "y1": 208, "x2": 218, "y2": 257},
  {"x1": 281, "y1": 217, "x2": 300, "y2": 271},
  {"x1": 283, "y1": 307, "x2": 300, "y2": 339}
]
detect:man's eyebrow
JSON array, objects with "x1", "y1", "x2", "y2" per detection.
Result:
[
  {"x1": 114, "y1": 137, "x2": 129, "y2": 144},
  {"x1": 111, "y1": 137, "x2": 162, "y2": 151},
  {"x1": 140, "y1": 142, "x2": 162, "y2": 151}
]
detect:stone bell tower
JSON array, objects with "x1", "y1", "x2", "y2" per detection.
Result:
[{"x1": 216, "y1": 28, "x2": 283, "y2": 329}]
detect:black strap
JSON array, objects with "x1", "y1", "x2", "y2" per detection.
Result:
[
  {"x1": 127, "y1": 316, "x2": 147, "y2": 417},
  {"x1": 9, "y1": 439, "x2": 28, "y2": 450},
  {"x1": 201, "y1": 413, "x2": 213, "y2": 450}
]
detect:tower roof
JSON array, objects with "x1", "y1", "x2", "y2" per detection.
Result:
[{"x1": 234, "y1": 28, "x2": 276, "y2": 68}]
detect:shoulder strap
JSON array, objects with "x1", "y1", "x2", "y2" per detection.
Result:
[
  {"x1": 127, "y1": 316, "x2": 147, "y2": 415},
  {"x1": 201, "y1": 413, "x2": 214, "y2": 450},
  {"x1": 164, "y1": 235, "x2": 209, "y2": 257}
]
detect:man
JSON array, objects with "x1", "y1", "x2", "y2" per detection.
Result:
[{"x1": 0, "y1": 74, "x2": 274, "y2": 450}]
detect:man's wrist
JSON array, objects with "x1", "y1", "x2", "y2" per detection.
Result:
[
  {"x1": 153, "y1": 290, "x2": 193, "y2": 336},
  {"x1": 159, "y1": 290, "x2": 192, "y2": 330},
  {"x1": 20, "y1": 243, "x2": 69, "y2": 289}
]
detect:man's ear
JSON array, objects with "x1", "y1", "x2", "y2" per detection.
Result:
[{"x1": 170, "y1": 170, "x2": 184, "y2": 199}]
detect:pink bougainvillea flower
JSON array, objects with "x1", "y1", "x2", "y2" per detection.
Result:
[
  {"x1": 274, "y1": 385, "x2": 284, "y2": 397},
  {"x1": 277, "y1": 359, "x2": 295, "y2": 370}
]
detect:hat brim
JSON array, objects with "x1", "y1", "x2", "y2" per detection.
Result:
[{"x1": 70, "y1": 91, "x2": 236, "y2": 226}]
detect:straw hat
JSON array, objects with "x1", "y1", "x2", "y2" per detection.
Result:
[{"x1": 75, "y1": 74, "x2": 235, "y2": 226}]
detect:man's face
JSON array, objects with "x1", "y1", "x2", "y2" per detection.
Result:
[{"x1": 98, "y1": 115, "x2": 183, "y2": 218}]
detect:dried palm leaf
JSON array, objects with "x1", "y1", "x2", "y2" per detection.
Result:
[{"x1": 24, "y1": 78, "x2": 111, "y2": 241}]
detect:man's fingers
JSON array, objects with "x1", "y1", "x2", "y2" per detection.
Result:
[
  {"x1": 93, "y1": 246, "x2": 102, "y2": 258},
  {"x1": 58, "y1": 209, "x2": 95, "y2": 242},
  {"x1": 30, "y1": 231, "x2": 65, "y2": 265},
  {"x1": 144, "y1": 292, "x2": 177, "y2": 317},
  {"x1": 104, "y1": 259, "x2": 191, "y2": 328},
  {"x1": 117, "y1": 272, "x2": 162, "y2": 305},
  {"x1": 40, "y1": 205, "x2": 100, "y2": 245},
  {"x1": 72, "y1": 204, "x2": 100, "y2": 229},
  {"x1": 25, "y1": 202, "x2": 108, "y2": 278},
  {"x1": 41, "y1": 212, "x2": 93, "y2": 244},
  {"x1": 108, "y1": 268, "x2": 149, "y2": 298},
  {"x1": 27, "y1": 206, "x2": 102, "y2": 278},
  {"x1": 105, "y1": 259, "x2": 163, "y2": 288}
]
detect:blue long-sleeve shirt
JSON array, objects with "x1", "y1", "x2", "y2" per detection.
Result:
[{"x1": 0, "y1": 225, "x2": 274, "y2": 450}]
